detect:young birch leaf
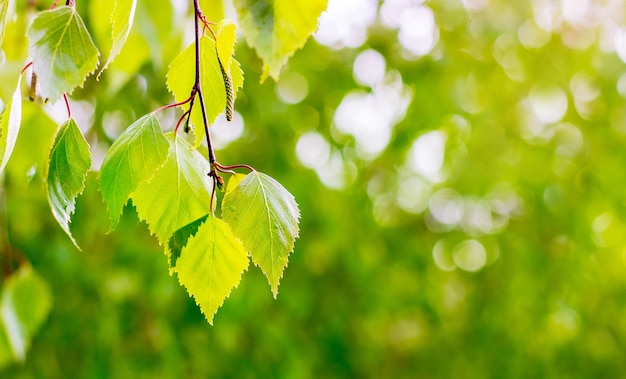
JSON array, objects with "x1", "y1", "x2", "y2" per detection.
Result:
[
  {"x1": 0, "y1": 0, "x2": 10, "y2": 48},
  {"x1": 132, "y1": 134, "x2": 212, "y2": 245},
  {"x1": 27, "y1": 5, "x2": 100, "y2": 103},
  {"x1": 99, "y1": 113, "x2": 168, "y2": 230},
  {"x1": 215, "y1": 20, "x2": 237, "y2": 71},
  {"x1": 98, "y1": 0, "x2": 137, "y2": 77},
  {"x1": 176, "y1": 216, "x2": 249, "y2": 325},
  {"x1": 222, "y1": 172, "x2": 300, "y2": 297},
  {"x1": 215, "y1": 20, "x2": 243, "y2": 122},
  {"x1": 234, "y1": 0, "x2": 328, "y2": 81},
  {"x1": 0, "y1": 76, "x2": 22, "y2": 174},
  {"x1": 225, "y1": 173, "x2": 247, "y2": 196},
  {"x1": 45, "y1": 119, "x2": 91, "y2": 250},
  {"x1": 166, "y1": 35, "x2": 244, "y2": 147},
  {"x1": 167, "y1": 214, "x2": 208, "y2": 271},
  {"x1": 0, "y1": 265, "x2": 52, "y2": 363}
]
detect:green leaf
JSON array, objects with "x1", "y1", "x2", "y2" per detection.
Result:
[
  {"x1": 234, "y1": 0, "x2": 328, "y2": 81},
  {"x1": 0, "y1": 324, "x2": 11, "y2": 370},
  {"x1": 215, "y1": 20, "x2": 237, "y2": 73},
  {"x1": 166, "y1": 34, "x2": 243, "y2": 147},
  {"x1": 0, "y1": 265, "x2": 53, "y2": 363},
  {"x1": 132, "y1": 134, "x2": 213, "y2": 245},
  {"x1": 45, "y1": 118, "x2": 92, "y2": 250},
  {"x1": 167, "y1": 214, "x2": 208, "y2": 271},
  {"x1": 27, "y1": 5, "x2": 100, "y2": 102},
  {"x1": 222, "y1": 171, "x2": 300, "y2": 297},
  {"x1": 98, "y1": 0, "x2": 137, "y2": 77},
  {"x1": 225, "y1": 173, "x2": 247, "y2": 196},
  {"x1": 176, "y1": 216, "x2": 249, "y2": 325},
  {"x1": 0, "y1": 0, "x2": 10, "y2": 48},
  {"x1": 99, "y1": 113, "x2": 169, "y2": 230},
  {"x1": 0, "y1": 76, "x2": 22, "y2": 174}
]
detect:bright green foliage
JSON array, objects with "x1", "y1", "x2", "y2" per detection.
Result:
[
  {"x1": 27, "y1": 6, "x2": 99, "y2": 102},
  {"x1": 222, "y1": 171, "x2": 300, "y2": 297},
  {"x1": 98, "y1": 0, "x2": 137, "y2": 77},
  {"x1": 0, "y1": 76, "x2": 21, "y2": 174},
  {"x1": 99, "y1": 113, "x2": 169, "y2": 229},
  {"x1": 167, "y1": 215, "x2": 208, "y2": 271},
  {"x1": 0, "y1": 0, "x2": 9, "y2": 47},
  {"x1": 176, "y1": 216, "x2": 249, "y2": 325},
  {"x1": 225, "y1": 173, "x2": 246, "y2": 195},
  {"x1": 166, "y1": 34, "x2": 243, "y2": 147},
  {"x1": 45, "y1": 119, "x2": 91, "y2": 250},
  {"x1": 132, "y1": 134, "x2": 213, "y2": 245},
  {"x1": 234, "y1": 0, "x2": 327, "y2": 81},
  {"x1": 9, "y1": 0, "x2": 626, "y2": 376},
  {"x1": 215, "y1": 20, "x2": 236, "y2": 74},
  {"x1": 0, "y1": 265, "x2": 52, "y2": 367}
]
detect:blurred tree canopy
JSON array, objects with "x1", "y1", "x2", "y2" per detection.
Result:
[{"x1": 2, "y1": 0, "x2": 626, "y2": 377}]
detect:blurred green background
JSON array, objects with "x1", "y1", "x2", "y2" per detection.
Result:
[{"x1": 2, "y1": 0, "x2": 626, "y2": 377}]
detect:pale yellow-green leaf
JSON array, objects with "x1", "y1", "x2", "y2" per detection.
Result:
[
  {"x1": 234, "y1": 0, "x2": 328, "y2": 81},
  {"x1": 225, "y1": 173, "x2": 246, "y2": 196},
  {"x1": 45, "y1": 119, "x2": 92, "y2": 250},
  {"x1": 166, "y1": 34, "x2": 243, "y2": 146},
  {"x1": 215, "y1": 20, "x2": 236, "y2": 73},
  {"x1": 176, "y1": 216, "x2": 249, "y2": 325},
  {"x1": 98, "y1": 0, "x2": 137, "y2": 77},
  {"x1": 199, "y1": 0, "x2": 224, "y2": 21},
  {"x1": 0, "y1": 75, "x2": 22, "y2": 174},
  {"x1": 222, "y1": 171, "x2": 300, "y2": 297},
  {"x1": 99, "y1": 113, "x2": 169, "y2": 230},
  {"x1": 27, "y1": 6, "x2": 100, "y2": 102},
  {"x1": 132, "y1": 133, "x2": 213, "y2": 245},
  {"x1": 0, "y1": 0, "x2": 10, "y2": 48}
]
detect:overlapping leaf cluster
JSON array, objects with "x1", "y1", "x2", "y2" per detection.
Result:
[
  {"x1": 0, "y1": 0, "x2": 326, "y2": 338},
  {"x1": 99, "y1": 117, "x2": 300, "y2": 324},
  {"x1": 0, "y1": 2, "x2": 138, "y2": 247},
  {"x1": 98, "y1": 11, "x2": 308, "y2": 323}
]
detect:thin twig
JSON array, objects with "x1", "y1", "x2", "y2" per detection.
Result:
[
  {"x1": 152, "y1": 95, "x2": 194, "y2": 114},
  {"x1": 214, "y1": 162, "x2": 255, "y2": 173},
  {"x1": 174, "y1": 109, "x2": 191, "y2": 133},
  {"x1": 63, "y1": 94, "x2": 72, "y2": 119},
  {"x1": 21, "y1": 61, "x2": 33, "y2": 75}
]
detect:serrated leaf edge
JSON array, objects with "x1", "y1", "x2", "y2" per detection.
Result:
[
  {"x1": 223, "y1": 171, "x2": 300, "y2": 298},
  {"x1": 29, "y1": 6, "x2": 101, "y2": 101},
  {"x1": 0, "y1": 75, "x2": 22, "y2": 174},
  {"x1": 176, "y1": 217, "x2": 249, "y2": 325},
  {"x1": 97, "y1": 0, "x2": 137, "y2": 78},
  {"x1": 130, "y1": 134, "x2": 212, "y2": 245},
  {"x1": 98, "y1": 113, "x2": 169, "y2": 230},
  {"x1": 44, "y1": 119, "x2": 91, "y2": 251}
]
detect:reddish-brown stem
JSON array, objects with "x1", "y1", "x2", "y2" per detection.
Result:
[
  {"x1": 192, "y1": 0, "x2": 221, "y2": 212},
  {"x1": 63, "y1": 94, "x2": 71, "y2": 119},
  {"x1": 192, "y1": 0, "x2": 217, "y2": 165},
  {"x1": 152, "y1": 95, "x2": 194, "y2": 114},
  {"x1": 50, "y1": 0, "x2": 59, "y2": 9},
  {"x1": 198, "y1": 14, "x2": 217, "y2": 40},
  {"x1": 174, "y1": 109, "x2": 191, "y2": 133},
  {"x1": 20, "y1": 61, "x2": 33, "y2": 75},
  {"x1": 214, "y1": 162, "x2": 255, "y2": 173}
]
